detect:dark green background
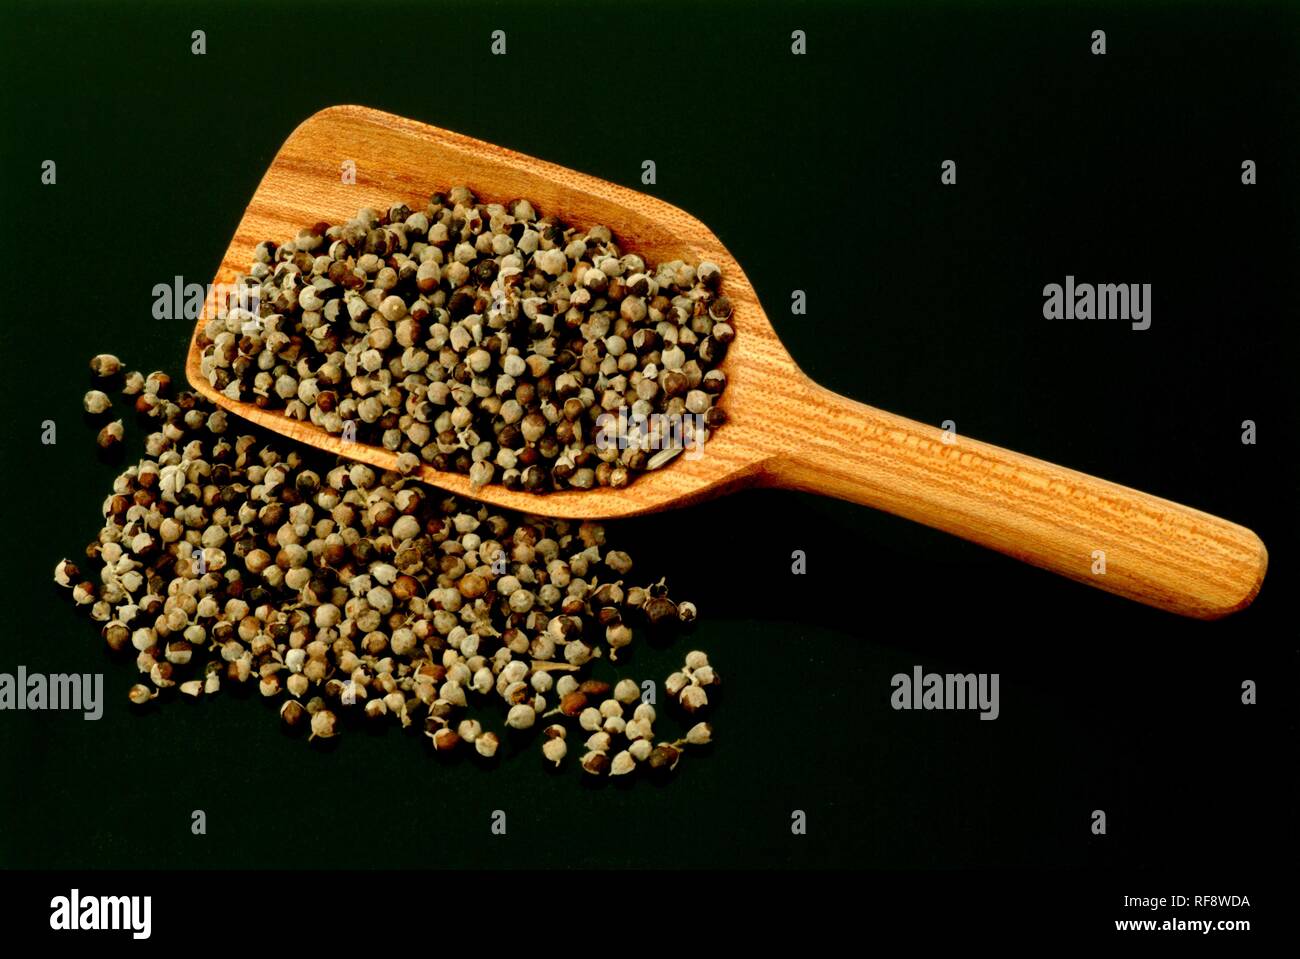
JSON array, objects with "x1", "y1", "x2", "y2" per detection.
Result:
[{"x1": 1, "y1": 0, "x2": 1295, "y2": 871}]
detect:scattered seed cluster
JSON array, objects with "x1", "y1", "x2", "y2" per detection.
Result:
[
  {"x1": 549, "y1": 661, "x2": 716, "y2": 776},
  {"x1": 57, "y1": 358, "x2": 718, "y2": 777},
  {"x1": 195, "y1": 187, "x2": 735, "y2": 492}
]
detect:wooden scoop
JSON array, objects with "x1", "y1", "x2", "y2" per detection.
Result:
[{"x1": 186, "y1": 105, "x2": 1267, "y2": 620}]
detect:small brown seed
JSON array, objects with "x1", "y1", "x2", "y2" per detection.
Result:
[
  {"x1": 89, "y1": 354, "x2": 122, "y2": 378},
  {"x1": 280, "y1": 700, "x2": 306, "y2": 726},
  {"x1": 559, "y1": 691, "x2": 588, "y2": 716},
  {"x1": 96, "y1": 420, "x2": 124, "y2": 449},
  {"x1": 648, "y1": 744, "x2": 681, "y2": 771},
  {"x1": 580, "y1": 750, "x2": 610, "y2": 775}
]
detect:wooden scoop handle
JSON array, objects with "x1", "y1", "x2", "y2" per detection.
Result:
[{"x1": 761, "y1": 380, "x2": 1266, "y2": 618}]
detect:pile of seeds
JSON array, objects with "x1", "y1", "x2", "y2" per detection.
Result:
[
  {"x1": 194, "y1": 187, "x2": 734, "y2": 492},
  {"x1": 57, "y1": 357, "x2": 719, "y2": 777},
  {"x1": 552, "y1": 653, "x2": 717, "y2": 776}
]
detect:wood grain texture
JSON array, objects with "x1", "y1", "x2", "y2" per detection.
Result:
[
  {"x1": 187, "y1": 105, "x2": 1267, "y2": 619},
  {"x1": 764, "y1": 384, "x2": 1267, "y2": 620}
]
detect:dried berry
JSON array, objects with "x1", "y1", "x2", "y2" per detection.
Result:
[
  {"x1": 195, "y1": 190, "x2": 733, "y2": 493},
  {"x1": 57, "y1": 374, "x2": 717, "y2": 783}
]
